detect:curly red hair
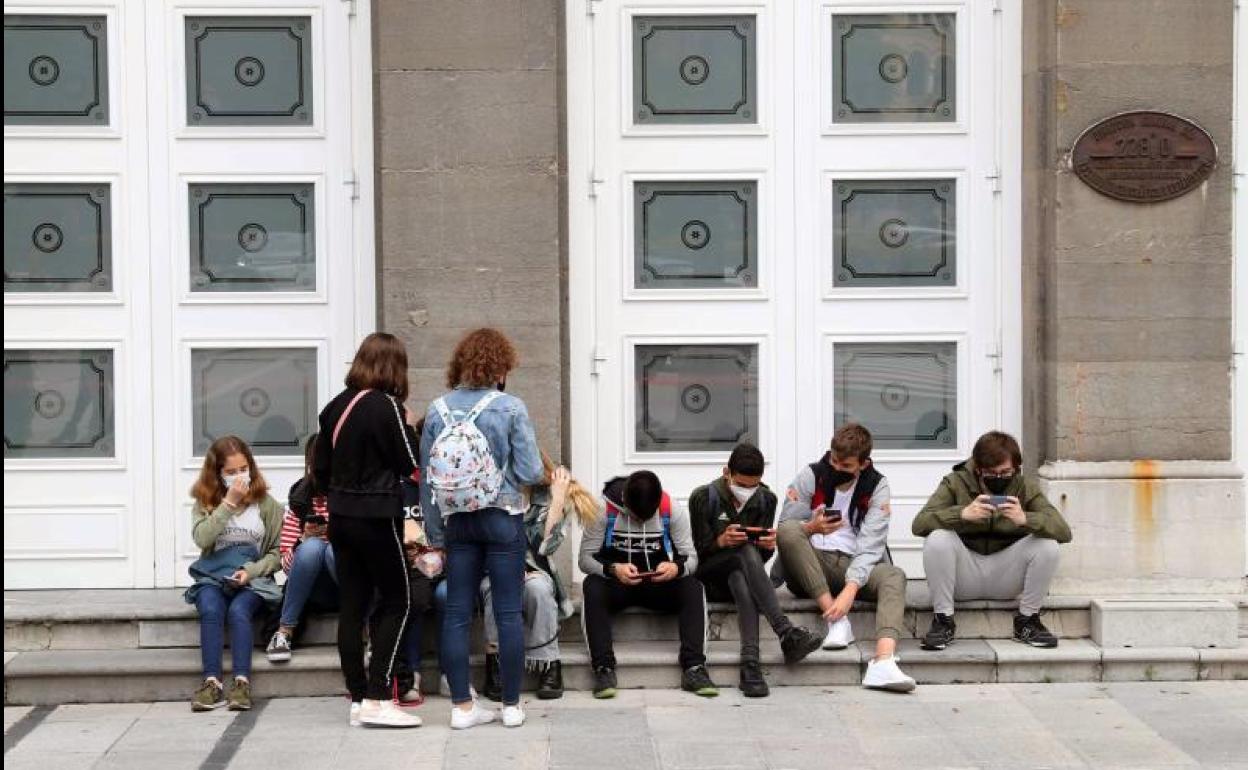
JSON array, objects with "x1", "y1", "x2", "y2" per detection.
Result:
[{"x1": 446, "y1": 328, "x2": 518, "y2": 389}]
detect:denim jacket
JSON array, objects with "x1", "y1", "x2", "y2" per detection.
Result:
[{"x1": 419, "y1": 387, "x2": 544, "y2": 547}]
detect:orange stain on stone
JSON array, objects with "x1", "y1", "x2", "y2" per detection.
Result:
[{"x1": 1132, "y1": 459, "x2": 1160, "y2": 574}]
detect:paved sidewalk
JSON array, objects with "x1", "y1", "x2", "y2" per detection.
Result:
[{"x1": 5, "y1": 682, "x2": 1247, "y2": 769}]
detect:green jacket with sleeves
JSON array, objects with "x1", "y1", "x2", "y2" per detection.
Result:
[
  {"x1": 911, "y1": 459, "x2": 1072, "y2": 556},
  {"x1": 191, "y1": 495, "x2": 285, "y2": 581},
  {"x1": 688, "y1": 477, "x2": 778, "y2": 561}
]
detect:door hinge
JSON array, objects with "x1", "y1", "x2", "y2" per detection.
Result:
[
  {"x1": 345, "y1": 170, "x2": 360, "y2": 201},
  {"x1": 587, "y1": 0, "x2": 604, "y2": 16},
  {"x1": 591, "y1": 345, "x2": 608, "y2": 376},
  {"x1": 341, "y1": 0, "x2": 357, "y2": 18},
  {"x1": 1234, "y1": 168, "x2": 1244, "y2": 191},
  {"x1": 986, "y1": 340, "x2": 1003, "y2": 374},
  {"x1": 992, "y1": 0, "x2": 1003, "y2": 12},
  {"x1": 986, "y1": 166, "x2": 1002, "y2": 193},
  {"x1": 588, "y1": 171, "x2": 605, "y2": 198},
  {"x1": 1233, "y1": 342, "x2": 1245, "y2": 370}
]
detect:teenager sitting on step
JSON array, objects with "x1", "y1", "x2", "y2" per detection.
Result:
[
  {"x1": 775, "y1": 423, "x2": 916, "y2": 693},
  {"x1": 689, "y1": 443, "x2": 823, "y2": 698},
  {"x1": 912, "y1": 430, "x2": 1071, "y2": 651},
  {"x1": 579, "y1": 470, "x2": 718, "y2": 699},
  {"x1": 480, "y1": 450, "x2": 598, "y2": 701}
]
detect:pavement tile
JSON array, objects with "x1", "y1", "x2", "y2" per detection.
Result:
[
  {"x1": 4, "y1": 706, "x2": 33, "y2": 729},
  {"x1": 653, "y1": 737, "x2": 766, "y2": 770},
  {"x1": 5, "y1": 716, "x2": 136, "y2": 755},
  {"x1": 44, "y1": 703, "x2": 152, "y2": 722},
  {"x1": 1019, "y1": 695, "x2": 1203, "y2": 768},
  {"x1": 549, "y1": 738, "x2": 657, "y2": 770}
]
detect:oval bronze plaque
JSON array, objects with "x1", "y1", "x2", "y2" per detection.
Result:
[{"x1": 1072, "y1": 111, "x2": 1217, "y2": 203}]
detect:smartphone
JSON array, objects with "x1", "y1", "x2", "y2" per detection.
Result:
[
  {"x1": 744, "y1": 526, "x2": 767, "y2": 542},
  {"x1": 636, "y1": 571, "x2": 659, "y2": 581},
  {"x1": 987, "y1": 496, "x2": 1010, "y2": 508},
  {"x1": 825, "y1": 508, "x2": 843, "y2": 523}
]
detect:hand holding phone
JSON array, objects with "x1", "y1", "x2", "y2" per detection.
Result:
[
  {"x1": 825, "y1": 508, "x2": 844, "y2": 523},
  {"x1": 743, "y1": 526, "x2": 767, "y2": 543},
  {"x1": 635, "y1": 570, "x2": 659, "y2": 582},
  {"x1": 987, "y1": 495, "x2": 1010, "y2": 508}
]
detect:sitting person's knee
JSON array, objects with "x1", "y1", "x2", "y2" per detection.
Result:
[
  {"x1": 925, "y1": 528, "x2": 961, "y2": 550},
  {"x1": 1033, "y1": 536, "x2": 1060, "y2": 562},
  {"x1": 776, "y1": 519, "x2": 806, "y2": 546}
]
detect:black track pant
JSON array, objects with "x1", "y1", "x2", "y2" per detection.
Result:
[
  {"x1": 328, "y1": 515, "x2": 410, "y2": 701},
  {"x1": 581, "y1": 573, "x2": 706, "y2": 670},
  {"x1": 697, "y1": 545, "x2": 793, "y2": 662}
]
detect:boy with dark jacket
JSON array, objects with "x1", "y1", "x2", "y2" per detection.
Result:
[
  {"x1": 912, "y1": 431, "x2": 1072, "y2": 651},
  {"x1": 579, "y1": 470, "x2": 717, "y2": 699},
  {"x1": 689, "y1": 444, "x2": 822, "y2": 697}
]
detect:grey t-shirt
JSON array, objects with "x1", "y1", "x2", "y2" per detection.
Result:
[{"x1": 214, "y1": 504, "x2": 265, "y2": 553}]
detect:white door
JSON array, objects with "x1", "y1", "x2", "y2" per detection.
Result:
[
  {"x1": 572, "y1": 0, "x2": 1018, "y2": 576},
  {"x1": 4, "y1": 0, "x2": 374, "y2": 588},
  {"x1": 1235, "y1": 0, "x2": 1247, "y2": 574}
]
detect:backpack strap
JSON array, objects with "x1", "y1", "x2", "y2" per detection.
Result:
[
  {"x1": 463, "y1": 390, "x2": 503, "y2": 425},
  {"x1": 332, "y1": 389, "x2": 371, "y2": 448},
  {"x1": 659, "y1": 493, "x2": 673, "y2": 556},
  {"x1": 432, "y1": 397, "x2": 452, "y2": 426}
]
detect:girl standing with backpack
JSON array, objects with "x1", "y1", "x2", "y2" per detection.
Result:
[
  {"x1": 313, "y1": 332, "x2": 426, "y2": 728},
  {"x1": 420, "y1": 328, "x2": 544, "y2": 730}
]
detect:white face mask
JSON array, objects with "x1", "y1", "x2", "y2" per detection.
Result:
[
  {"x1": 222, "y1": 472, "x2": 251, "y2": 490},
  {"x1": 728, "y1": 483, "x2": 758, "y2": 507}
]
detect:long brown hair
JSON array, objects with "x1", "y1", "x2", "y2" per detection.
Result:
[
  {"x1": 346, "y1": 332, "x2": 409, "y2": 401},
  {"x1": 539, "y1": 450, "x2": 599, "y2": 526},
  {"x1": 446, "y1": 328, "x2": 518, "y2": 389},
  {"x1": 190, "y1": 435, "x2": 270, "y2": 509}
]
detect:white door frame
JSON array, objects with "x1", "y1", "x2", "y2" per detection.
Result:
[{"x1": 565, "y1": 1, "x2": 1022, "y2": 561}]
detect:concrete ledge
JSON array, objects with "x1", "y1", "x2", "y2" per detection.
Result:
[
  {"x1": 1197, "y1": 647, "x2": 1248, "y2": 681},
  {"x1": 1101, "y1": 647, "x2": 1201, "y2": 682},
  {"x1": 1092, "y1": 598, "x2": 1240, "y2": 648},
  {"x1": 880, "y1": 639, "x2": 996, "y2": 684},
  {"x1": 989, "y1": 638, "x2": 1102, "y2": 683}
]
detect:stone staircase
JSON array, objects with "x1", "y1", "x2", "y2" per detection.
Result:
[{"x1": 5, "y1": 585, "x2": 1246, "y2": 705}]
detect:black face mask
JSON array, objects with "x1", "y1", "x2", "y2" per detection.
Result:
[
  {"x1": 497, "y1": 380, "x2": 507, "y2": 392},
  {"x1": 829, "y1": 469, "x2": 857, "y2": 487},
  {"x1": 982, "y1": 475, "x2": 1012, "y2": 495}
]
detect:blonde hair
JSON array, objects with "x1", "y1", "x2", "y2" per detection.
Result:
[{"x1": 540, "y1": 450, "x2": 599, "y2": 526}]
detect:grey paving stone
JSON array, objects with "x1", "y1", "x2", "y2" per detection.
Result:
[
  {"x1": 653, "y1": 737, "x2": 766, "y2": 770},
  {"x1": 4, "y1": 705, "x2": 33, "y2": 729},
  {"x1": 1018, "y1": 694, "x2": 1203, "y2": 768},
  {"x1": 93, "y1": 750, "x2": 208, "y2": 770},
  {"x1": 549, "y1": 738, "x2": 656, "y2": 770}
]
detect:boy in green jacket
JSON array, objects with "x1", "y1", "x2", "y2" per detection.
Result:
[{"x1": 912, "y1": 431, "x2": 1072, "y2": 651}]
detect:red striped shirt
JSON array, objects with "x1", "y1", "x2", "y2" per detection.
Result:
[{"x1": 279, "y1": 495, "x2": 329, "y2": 572}]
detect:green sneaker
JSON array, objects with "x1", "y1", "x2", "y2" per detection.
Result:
[
  {"x1": 592, "y1": 666, "x2": 618, "y2": 699},
  {"x1": 192, "y1": 678, "x2": 225, "y2": 712},
  {"x1": 680, "y1": 665, "x2": 719, "y2": 698},
  {"x1": 227, "y1": 678, "x2": 253, "y2": 711}
]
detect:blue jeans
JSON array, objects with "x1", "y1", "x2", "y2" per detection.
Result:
[
  {"x1": 441, "y1": 508, "x2": 525, "y2": 706},
  {"x1": 195, "y1": 584, "x2": 265, "y2": 680},
  {"x1": 279, "y1": 538, "x2": 337, "y2": 628},
  {"x1": 402, "y1": 579, "x2": 447, "y2": 672}
]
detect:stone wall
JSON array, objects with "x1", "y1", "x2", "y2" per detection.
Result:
[
  {"x1": 1028, "y1": 0, "x2": 1235, "y2": 463},
  {"x1": 372, "y1": 0, "x2": 567, "y2": 456}
]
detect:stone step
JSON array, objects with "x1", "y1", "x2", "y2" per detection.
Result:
[
  {"x1": 3, "y1": 586, "x2": 1098, "y2": 652},
  {"x1": 5, "y1": 639, "x2": 1245, "y2": 706}
]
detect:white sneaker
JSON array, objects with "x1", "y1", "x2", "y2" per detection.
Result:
[
  {"x1": 502, "y1": 705, "x2": 525, "y2": 728},
  {"x1": 359, "y1": 698, "x2": 423, "y2": 728},
  {"x1": 822, "y1": 617, "x2": 855, "y2": 650},
  {"x1": 349, "y1": 702, "x2": 362, "y2": 727},
  {"x1": 450, "y1": 702, "x2": 497, "y2": 730},
  {"x1": 862, "y1": 655, "x2": 917, "y2": 693}
]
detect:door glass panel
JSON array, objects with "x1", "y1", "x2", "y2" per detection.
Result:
[
  {"x1": 4, "y1": 348, "x2": 115, "y2": 458},
  {"x1": 635, "y1": 343, "x2": 758, "y2": 452},
  {"x1": 5, "y1": 183, "x2": 112, "y2": 293},
  {"x1": 834, "y1": 342, "x2": 956, "y2": 449},
  {"x1": 635, "y1": 180, "x2": 756, "y2": 289},
  {"x1": 185, "y1": 16, "x2": 313, "y2": 126},
  {"x1": 834, "y1": 179, "x2": 955, "y2": 287},
  {"x1": 189, "y1": 183, "x2": 315, "y2": 292},
  {"x1": 832, "y1": 13, "x2": 955, "y2": 124},
  {"x1": 191, "y1": 347, "x2": 318, "y2": 456},
  {"x1": 633, "y1": 15, "x2": 755, "y2": 125},
  {"x1": 4, "y1": 15, "x2": 109, "y2": 126}
]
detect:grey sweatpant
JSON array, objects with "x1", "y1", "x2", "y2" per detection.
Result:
[
  {"x1": 922, "y1": 529, "x2": 1060, "y2": 616},
  {"x1": 482, "y1": 572, "x2": 561, "y2": 667}
]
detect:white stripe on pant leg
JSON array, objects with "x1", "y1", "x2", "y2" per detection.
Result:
[
  {"x1": 383, "y1": 517, "x2": 411, "y2": 687},
  {"x1": 700, "y1": 580, "x2": 709, "y2": 660}
]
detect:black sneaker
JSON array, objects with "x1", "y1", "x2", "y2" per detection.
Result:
[
  {"x1": 739, "y1": 660, "x2": 769, "y2": 698},
  {"x1": 1013, "y1": 613, "x2": 1058, "y2": 648},
  {"x1": 592, "y1": 666, "x2": 618, "y2": 699},
  {"x1": 482, "y1": 652, "x2": 502, "y2": 702},
  {"x1": 536, "y1": 661, "x2": 564, "y2": 700},
  {"x1": 780, "y1": 626, "x2": 823, "y2": 665},
  {"x1": 680, "y1": 665, "x2": 719, "y2": 698},
  {"x1": 921, "y1": 613, "x2": 957, "y2": 651}
]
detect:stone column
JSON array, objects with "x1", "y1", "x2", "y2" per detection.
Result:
[
  {"x1": 1025, "y1": 0, "x2": 1243, "y2": 594},
  {"x1": 373, "y1": 0, "x2": 566, "y2": 455}
]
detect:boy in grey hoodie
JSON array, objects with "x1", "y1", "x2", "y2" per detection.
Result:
[{"x1": 579, "y1": 470, "x2": 717, "y2": 699}]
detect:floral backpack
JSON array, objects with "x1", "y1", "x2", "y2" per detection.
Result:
[{"x1": 426, "y1": 391, "x2": 504, "y2": 513}]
